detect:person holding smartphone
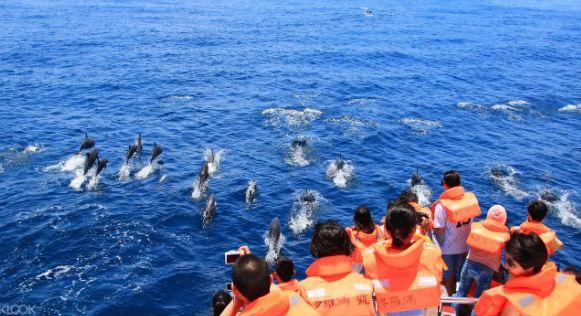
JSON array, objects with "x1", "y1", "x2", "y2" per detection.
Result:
[{"x1": 220, "y1": 248, "x2": 318, "y2": 316}]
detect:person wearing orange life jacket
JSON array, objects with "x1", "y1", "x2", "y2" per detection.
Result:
[
  {"x1": 432, "y1": 170, "x2": 481, "y2": 296},
  {"x1": 474, "y1": 232, "x2": 581, "y2": 316},
  {"x1": 398, "y1": 190, "x2": 433, "y2": 236},
  {"x1": 300, "y1": 221, "x2": 375, "y2": 316},
  {"x1": 362, "y1": 202, "x2": 443, "y2": 316},
  {"x1": 510, "y1": 200, "x2": 563, "y2": 255},
  {"x1": 454, "y1": 205, "x2": 510, "y2": 315},
  {"x1": 345, "y1": 205, "x2": 384, "y2": 272},
  {"x1": 220, "y1": 253, "x2": 318, "y2": 316},
  {"x1": 274, "y1": 256, "x2": 306, "y2": 297}
]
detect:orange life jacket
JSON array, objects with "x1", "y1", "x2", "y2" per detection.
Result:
[
  {"x1": 431, "y1": 186, "x2": 481, "y2": 223},
  {"x1": 362, "y1": 238, "x2": 443, "y2": 313},
  {"x1": 346, "y1": 225, "x2": 383, "y2": 265},
  {"x1": 278, "y1": 279, "x2": 306, "y2": 297},
  {"x1": 300, "y1": 255, "x2": 375, "y2": 316},
  {"x1": 516, "y1": 221, "x2": 564, "y2": 255},
  {"x1": 240, "y1": 290, "x2": 319, "y2": 316},
  {"x1": 467, "y1": 219, "x2": 510, "y2": 254},
  {"x1": 474, "y1": 263, "x2": 581, "y2": 316}
]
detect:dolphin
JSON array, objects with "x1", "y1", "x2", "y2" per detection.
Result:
[
  {"x1": 83, "y1": 148, "x2": 99, "y2": 175},
  {"x1": 77, "y1": 133, "x2": 95, "y2": 153},
  {"x1": 490, "y1": 166, "x2": 509, "y2": 178},
  {"x1": 135, "y1": 133, "x2": 143, "y2": 153},
  {"x1": 150, "y1": 142, "x2": 163, "y2": 165},
  {"x1": 410, "y1": 169, "x2": 423, "y2": 187},
  {"x1": 300, "y1": 190, "x2": 316, "y2": 203},
  {"x1": 291, "y1": 138, "x2": 307, "y2": 149},
  {"x1": 540, "y1": 190, "x2": 559, "y2": 203},
  {"x1": 245, "y1": 180, "x2": 258, "y2": 203},
  {"x1": 336, "y1": 158, "x2": 345, "y2": 170},
  {"x1": 268, "y1": 217, "x2": 281, "y2": 247},
  {"x1": 198, "y1": 162, "x2": 210, "y2": 187},
  {"x1": 126, "y1": 144, "x2": 139, "y2": 162},
  {"x1": 202, "y1": 194, "x2": 216, "y2": 228},
  {"x1": 267, "y1": 217, "x2": 282, "y2": 260},
  {"x1": 96, "y1": 158, "x2": 108, "y2": 176}
]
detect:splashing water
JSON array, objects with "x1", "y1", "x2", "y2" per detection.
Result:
[
  {"x1": 87, "y1": 174, "x2": 101, "y2": 191},
  {"x1": 401, "y1": 118, "x2": 443, "y2": 134},
  {"x1": 69, "y1": 170, "x2": 87, "y2": 191},
  {"x1": 35, "y1": 265, "x2": 72, "y2": 280},
  {"x1": 537, "y1": 190, "x2": 581, "y2": 228},
  {"x1": 23, "y1": 144, "x2": 42, "y2": 153},
  {"x1": 558, "y1": 104, "x2": 581, "y2": 113},
  {"x1": 136, "y1": 163, "x2": 156, "y2": 180},
  {"x1": 487, "y1": 164, "x2": 530, "y2": 201},
  {"x1": 288, "y1": 190, "x2": 323, "y2": 235},
  {"x1": 191, "y1": 180, "x2": 207, "y2": 200},
  {"x1": 204, "y1": 149, "x2": 224, "y2": 176},
  {"x1": 118, "y1": 163, "x2": 131, "y2": 181},
  {"x1": 411, "y1": 184, "x2": 432, "y2": 207},
  {"x1": 262, "y1": 108, "x2": 322, "y2": 127},
  {"x1": 286, "y1": 145, "x2": 310, "y2": 167},
  {"x1": 263, "y1": 231, "x2": 286, "y2": 265},
  {"x1": 326, "y1": 160, "x2": 354, "y2": 188}
]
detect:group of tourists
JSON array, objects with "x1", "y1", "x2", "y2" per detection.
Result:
[{"x1": 213, "y1": 170, "x2": 581, "y2": 316}]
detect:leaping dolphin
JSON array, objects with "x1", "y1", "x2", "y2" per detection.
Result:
[
  {"x1": 410, "y1": 169, "x2": 422, "y2": 187},
  {"x1": 291, "y1": 138, "x2": 307, "y2": 149},
  {"x1": 126, "y1": 144, "x2": 139, "y2": 162},
  {"x1": 96, "y1": 158, "x2": 108, "y2": 176},
  {"x1": 267, "y1": 217, "x2": 282, "y2": 260},
  {"x1": 300, "y1": 190, "x2": 316, "y2": 203},
  {"x1": 202, "y1": 194, "x2": 216, "y2": 228},
  {"x1": 84, "y1": 148, "x2": 99, "y2": 175},
  {"x1": 135, "y1": 133, "x2": 142, "y2": 154},
  {"x1": 77, "y1": 133, "x2": 95, "y2": 154},
  {"x1": 150, "y1": 143, "x2": 163, "y2": 165}
]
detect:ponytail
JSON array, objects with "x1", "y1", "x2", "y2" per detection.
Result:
[{"x1": 385, "y1": 203, "x2": 417, "y2": 249}]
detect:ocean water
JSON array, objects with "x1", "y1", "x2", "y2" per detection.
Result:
[{"x1": 1, "y1": 0, "x2": 580, "y2": 314}]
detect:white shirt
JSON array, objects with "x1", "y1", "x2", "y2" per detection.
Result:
[{"x1": 433, "y1": 203, "x2": 471, "y2": 255}]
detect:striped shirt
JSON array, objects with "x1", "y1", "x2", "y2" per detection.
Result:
[{"x1": 433, "y1": 203, "x2": 471, "y2": 255}]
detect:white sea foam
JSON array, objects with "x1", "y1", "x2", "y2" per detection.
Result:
[
  {"x1": 558, "y1": 104, "x2": 581, "y2": 112},
  {"x1": 44, "y1": 154, "x2": 85, "y2": 173},
  {"x1": 326, "y1": 160, "x2": 354, "y2": 188},
  {"x1": 537, "y1": 190, "x2": 581, "y2": 228},
  {"x1": 118, "y1": 163, "x2": 131, "y2": 181},
  {"x1": 401, "y1": 118, "x2": 443, "y2": 134},
  {"x1": 136, "y1": 163, "x2": 156, "y2": 180},
  {"x1": 69, "y1": 170, "x2": 87, "y2": 191},
  {"x1": 262, "y1": 108, "x2": 322, "y2": 127},
  {"x1": 411, "y1": 184, "x2": 432, "y2": 207},
  {"x1": 264, "y1": 230, "x2": 286, "y2": 265},
  {"x1": 36, "y1": 265, "x2": 72, "y2": 280},
  {"x1": 507, "y1": 100, "x2": 528, "y2": 106},
  {"x1": 289, "y1": 190, "x2": 323, "y2": 235},
  {"x1": 487, "y1": 164, "x2": 529, "y2": 200},
  {"x1": 87, "y1": 174, "x2": 101, "y2": 190},
  {"x1": 191, "y1": 179, "x2": 207, "y2": 200},
  {"x1": 204, "y1": 148, "x2": 224, "y2": 176},
  {"x1": 23, "y1": 144, "x2": 42, "y2": 153},
  {"x1": 286, "y1": 145, "x2": 310, "y2": 167}
]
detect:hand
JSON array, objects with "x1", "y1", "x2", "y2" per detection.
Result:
[{"x1": 238, "y1": 245, "x2": 251, "y2": 255}]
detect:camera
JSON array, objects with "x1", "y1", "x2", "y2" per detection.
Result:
[{"x1": 225, "y1": 251, "x2": 241, "y2": 264}]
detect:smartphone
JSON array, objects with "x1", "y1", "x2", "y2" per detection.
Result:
[
  {"x1": 226, "y1": 282, "x2": 233, "y2": 291},
  {"x1": 225, "y1": 251, "x2": 241, "y2": 264}
]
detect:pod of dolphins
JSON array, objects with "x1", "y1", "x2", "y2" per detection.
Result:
[{"x1": 73, "y1": 134, "x2": 427, "y2": 237}]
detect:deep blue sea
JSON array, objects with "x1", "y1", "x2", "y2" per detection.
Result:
[{"x1": 1, "y1": 0, "x2": 580, "y2": 314}]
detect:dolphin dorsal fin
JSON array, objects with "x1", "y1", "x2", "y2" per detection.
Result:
[{"x1": 85, "y1": 133, "x2": 88, "y2": 138}]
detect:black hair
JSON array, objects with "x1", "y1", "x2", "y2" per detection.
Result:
[
  {"x1": 232, "y1": 254, "x2": 271, "y2": 302},
  {"x1": 563, "y1": 266, "x2": 581, "y2": 284},
  {"x1": 275, "y1": 256, "x2": 295, "y2": 282},
  {"x1": 385, "y1": 203, "x2": 418, "y2": 248},
  {"x1": 387, "y1": 200, "x2": 398, "y2": 212},
  {"x1": 442, "y1": 170, "x2": 461, "y2": 188},
  {"x1": 505, "y1": 232, "x2": 548, "y2": 273},
  {"x1": 212, "y1": 291, "x2": 232, "y2": 316},
  {"x1": 398, "y1": 190, "x2": 419, "y2": 203},
  {"x1": 354, "y1": 205, "x2": 375, "y2": 234},
  {"x1": 527, "y1": 200, "x2": 548, "y2": 222},
  {"x1": 310, "y1": 220, "x2": 353, "y2": 258}
]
